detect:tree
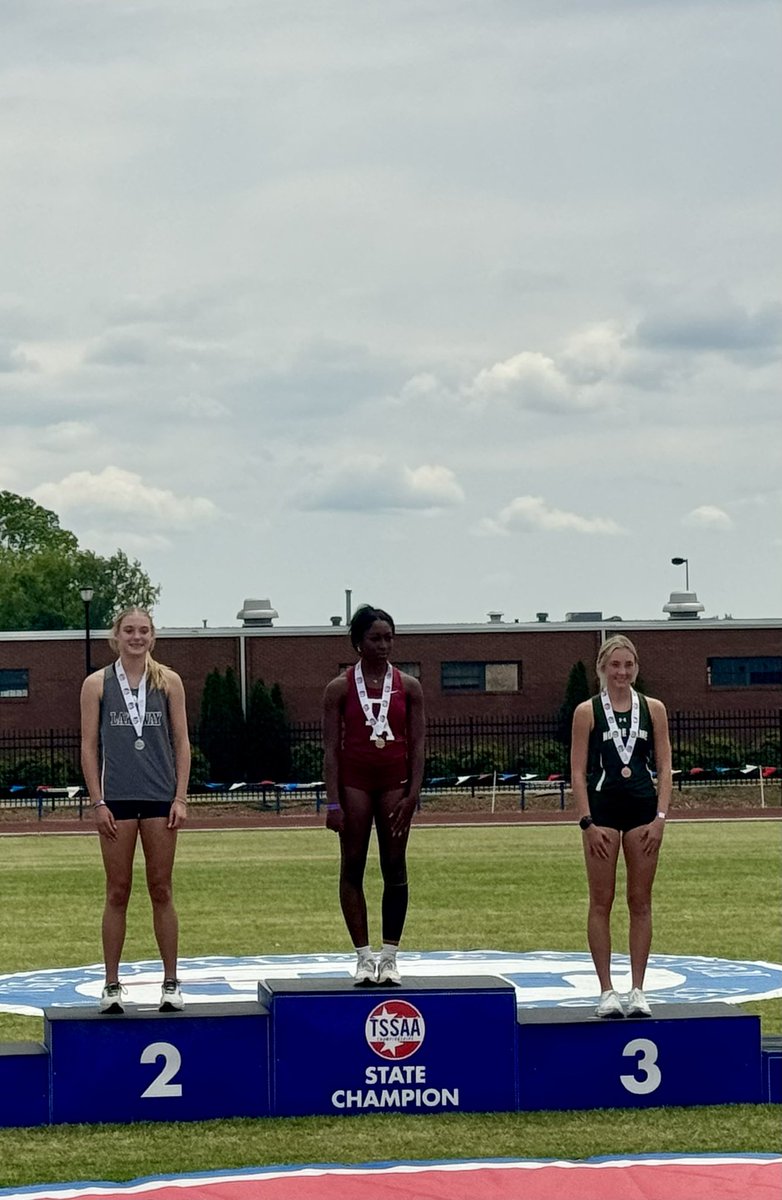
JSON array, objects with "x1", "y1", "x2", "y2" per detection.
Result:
[
  {"x1": 246, "y1": 680, "x2": 292, "y2": 782},
  {"x1": 0, "y1": 491, "x2": 159, "y2": 631},
  {"x1": 556, "y1": 660, "x2": 592, "y2": 747},
  {"x1": 197, "y1": 668, "x2": 246, "y2": 782}
]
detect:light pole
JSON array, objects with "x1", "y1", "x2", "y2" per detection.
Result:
[
  {"x1": 79, "y1": 587, "x2": 94, "y2": 676},
  {"x1": 671, "y1": 556, "x2": 690, "y2": 590}
]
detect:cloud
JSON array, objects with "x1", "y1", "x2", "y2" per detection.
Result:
[
  {"x1": 466, "y1": 351, "x2": 575, "y2": 412},
  {"x1": 683, "y1": 504, "x2": 734, "y2": 530},
  {"x1": 0, "y1": 339, "x2": 37, "y2": 373},
  {"x1": 33, "y1": 467, "x2": 217, "y2": 528},
  {"x1": 480, "y1": 495, "x2": 626, "y2": 536},
  {"x1": 635, "y1": 301, "x2": 782, "y2": 361},
  {"x1": 296, "y1": 455, "x2": 465, "y2": 513}
]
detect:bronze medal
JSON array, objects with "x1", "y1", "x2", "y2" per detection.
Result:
[
  {"x1": 620, "y1": 766, "x2": 632, "y2": 778},
  {"x1": 374, "y1": 736, "x2": 386, "y2": 750}
]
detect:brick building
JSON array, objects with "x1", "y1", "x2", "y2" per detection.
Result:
[{"x1": 1, "y1": 616, "x2": 781, "y2": 732}]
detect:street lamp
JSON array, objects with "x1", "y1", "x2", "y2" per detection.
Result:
[
  {"x1": 79, "y1": 587, "x2": 94, "y2": 676},
  {"x1": 671, "y1": 557, "x2": 690, "y2": 590}
]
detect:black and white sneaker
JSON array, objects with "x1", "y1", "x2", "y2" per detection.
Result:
[
  {"x1": 99, "y1": 982, "x2": 127, "y2": 1014},
  {"x1": 159, "y1": 979, "x2": 184, "y2": 1012}
]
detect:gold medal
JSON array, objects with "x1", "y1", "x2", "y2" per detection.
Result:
[
  {"x1": 621, "y1": 766, "x2": 632, "y2": 778},
  {"x1": 373, "y1": 736, "x2": 386, "y2": 750}
]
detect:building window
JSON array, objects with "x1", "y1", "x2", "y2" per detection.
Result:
[
  {"x1": 441, "y1": 662, "x2": 520, "y2": 692},
  {"x1": 707, "y1": 657, "x2": 782, "y2": 687},
  {"x1": 0, "y1": 669, "x2": 29, "y2": 698}
]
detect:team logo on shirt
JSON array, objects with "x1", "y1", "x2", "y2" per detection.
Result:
[{"x1": 365, "y1": 998, "x2": 425, "y2": 1059}]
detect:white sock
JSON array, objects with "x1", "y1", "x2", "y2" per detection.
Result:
[
  {"x1": 381, "y1": 943, "x2": 398, "y2": 960},
  {"x1": 356, "y1": 945, "x2": 373, "y2": 961}
]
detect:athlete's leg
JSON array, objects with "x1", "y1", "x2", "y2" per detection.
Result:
[
  {"x1": 139, "y1": 817, "x2": 179, "y2": 980},
  {"x1": 339, "y1": 787, "x2": 375, "y2": 947},
  {"x1": 375, "y1": 788, "x2": 410, "y2": 945},
  {"x1": 99, "y1": 820, "x2": 139, "y2": 983},
  {"x1": 583, "y1": 828, "x2": 622, "y2": 992},
  {"x1": 622, "y1": 826, "x2": 661, "y2": 990}
]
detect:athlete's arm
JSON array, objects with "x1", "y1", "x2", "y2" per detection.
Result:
[
  {"x1": 571, "y1": 700, "x2": 612, "y2": 859},
  {"x1": 323, "y1": 676, "x2": 346, "y2": 833},
  {"x1": 166, "y1": 671, "x2": 191, "y2": 830},
  {"x1": 80, "y1": 671, "x2": 116, "y2": 839}
]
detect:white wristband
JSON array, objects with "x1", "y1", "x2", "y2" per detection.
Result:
[
  {"x1": 93, "y1": 800, "x2": 107, "y2": 809},
  {"x1": 656, "y1": 811, "x2": 667, "y2": 820}
]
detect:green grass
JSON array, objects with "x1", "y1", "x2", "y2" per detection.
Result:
[{"x1": 0, "y1": 821, "x2": 780, "y2": 1184}]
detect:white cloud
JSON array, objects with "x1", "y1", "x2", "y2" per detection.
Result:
[
  {"x1": 683, "y1": 504, "x2": 734, "y2": 530},
  {"x1": 296, "y1": 455, "x2": 464, "y2": 513},
  {"x1": 480, "y1": 495, "x2": 626, "y2": 536},
  {"x1": 33, "y1": 467, "x2": 217, "y2": 528},
  {"x1": 467, "y1": 351, "x2": 575, "y2": 412}
]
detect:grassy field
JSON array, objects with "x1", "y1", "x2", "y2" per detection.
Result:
[{"x1": 0, "y1": 820, "x2": 780, "y2": 1184}]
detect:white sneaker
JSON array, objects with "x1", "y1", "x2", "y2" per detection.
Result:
[
  {"x1": 99, "y1": 982, "x2": 127, "y2": 1014},
  {"x1": 595, "y1": 989, "x2": 624, "y2": 1019},
  {"x1": 625, "y1": 987, "x2": 652, "y2": 1018},
  {"x1": 376, "y1": 955, "x2": 402, "y2": 986},
  {"x1": 354, "y1": 956, "x2": 376, "y2": 986},
  {"x1": 159, "y1": 979, "x2": 184, "y2": 1011}
]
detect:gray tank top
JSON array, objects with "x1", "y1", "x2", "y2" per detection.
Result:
[{"x1": 100, "y1": 664, "x2": 177, "y2": 803}]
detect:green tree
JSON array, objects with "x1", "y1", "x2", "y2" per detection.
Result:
[
  {"x1": 556, "y1": 660, "x2": 592, "y2": 746},
  {"x1": 0, "y1": 492, "x2": 159, "y2": 630},
  {"x1": 246, "y1": 680, "x2": 292, "y2": 782},
  {"x1": 197, "y1": 668, "x2": 246, "y2": 782}
]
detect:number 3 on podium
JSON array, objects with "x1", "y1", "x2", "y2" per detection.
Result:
[{"x1": 620, "y1": 1037, "x2": 662, "y2": 1095}]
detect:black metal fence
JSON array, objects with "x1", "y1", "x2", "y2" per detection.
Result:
[{"x1": 1, "y1": 710, "x2": 780, "y2": 800}]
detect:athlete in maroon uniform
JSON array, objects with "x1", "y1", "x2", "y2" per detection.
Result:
[{"x1": 323, "y1": 606, "x2": 425, "y2": 985}]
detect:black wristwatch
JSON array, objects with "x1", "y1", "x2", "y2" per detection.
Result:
[{"x1": 578, "y1": 815, "x2": 594, "y2": 831}]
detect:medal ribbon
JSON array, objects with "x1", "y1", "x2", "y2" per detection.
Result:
[
  {"x1": 354, "y1": 662, "x2": 395, "y2": 744},
  {"x1": 600, "y1": 688, "x2": 640, "y2": 766},
  {"x1": 115, "y1": 661, "x2": 147, "y2": 740}
]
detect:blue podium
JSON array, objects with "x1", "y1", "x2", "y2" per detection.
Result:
[
  {"x1": 45, "y1": 1001, "x2": 270, "y2": 1124},
  {"x1": 258, "y1": 976, "x2": 518, "y2": 1117},
  {"x1": 0, "y1": 1042, "x2": 49, "y2": 1128},
  {"x1": 517, "y1": 1001, "x2": 762, "y2": 1110}
]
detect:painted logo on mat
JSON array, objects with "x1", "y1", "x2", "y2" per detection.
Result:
[
  {"x1": 1, "y1": 950, "x2": 781, "y2": 1016},
  {"x1": 365, "y1": 999, "x2": 425, "y2": 1060}
]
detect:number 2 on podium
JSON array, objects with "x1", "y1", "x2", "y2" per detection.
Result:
[{"x1": 140, "y1": 1042, "x2": 183, "y2": 1098}]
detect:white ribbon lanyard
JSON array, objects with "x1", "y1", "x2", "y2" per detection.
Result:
[
  {"x1": 115, "y1": 661, "x2": 147, "y2": 751},
  {"x1": 354, "y1": 662, "x2": 395, "y2": 749},
  {"x1": 600, "y1": 688, "x2": 639, "y2": 777}
]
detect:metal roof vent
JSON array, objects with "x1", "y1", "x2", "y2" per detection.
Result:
[
  {"x1": 236, "y1": 598, "x2": 279, "y2": 627},
  {"x1": 487, "y1": 611, "x2": 504, "y2": 623},
  {"x1": 662, "y1": 591, "x2": 705, "y2": 621}
]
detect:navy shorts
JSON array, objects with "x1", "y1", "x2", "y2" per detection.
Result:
[
  {"x1": 588, "y1": 791, "x2": 657, "y2": 834},
  {"x1": 105, "y1": 800, "x2": 173, "y2": 821}
]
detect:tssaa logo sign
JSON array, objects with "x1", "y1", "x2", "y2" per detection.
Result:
[{"x1": 365, "y1": 999, "x2": 425, "y2": 1060}]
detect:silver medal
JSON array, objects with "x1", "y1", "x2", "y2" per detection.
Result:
[{"x1": 134, "y1": 738, "x2": 145, "y2": 751}]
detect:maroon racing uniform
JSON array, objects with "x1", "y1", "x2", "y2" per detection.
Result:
[{"x1": 339, "y1": 665, "x2": 409, "y2": 791}]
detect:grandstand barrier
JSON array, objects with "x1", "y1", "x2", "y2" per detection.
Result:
[{"x1": 0, "y1": 984, "x2": 769, "y2": 1127}]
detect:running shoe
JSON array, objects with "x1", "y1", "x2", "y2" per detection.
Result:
[
  {"x1": 99, "y1": 982, "x2": 127, "y2": 1014},
  {"x1": 595, "y1": 989, "x2": 624, "y2": 1019},
  {"x1": 159, "y1": 978, "x2": 185, "y2": 1012},
  {"x1": 376, "y1": 955, "x2": 402, "y2": 986},
  {"x1": 354, "y1": 956, "x2": 377, "y2": 986},
  {"x1": 625, "y1": 987, "x2": 652, "y2": 1018}
]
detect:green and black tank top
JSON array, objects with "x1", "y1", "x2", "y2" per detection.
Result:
[{"x1": 586, "y1": 691, "x2": 656, "y2": 799}]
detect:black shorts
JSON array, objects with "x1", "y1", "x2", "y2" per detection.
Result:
[
  {"x1": 105, "y1": 800, "x2": 173, "y2": 821},
  {"x1": 588, "y1": 792, "x2": 657, "y2": 834}
]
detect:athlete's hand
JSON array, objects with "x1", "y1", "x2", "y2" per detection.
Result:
[
  {"x1": 95, "y1": 804, "x2": 117, "y2": 841},
  {"x1": 584, "y1": 823, "x2": 614, "y2": 859},
  {"x1": 168, "y1": 799, "x2": 188, "y2": 830},
  {"x1": 639, "y1": 819, "x2": 664, "y2": 855},
  {"x1": 390, "y1": 794, "x2": 417, "y2": 839},
  {"x1": 326, "y1": 805, "x2": 344, "y2": 834}
]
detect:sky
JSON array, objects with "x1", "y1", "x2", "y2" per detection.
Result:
[{"x1": 1, "y1": 0, "x2": 780, "y2": 629}]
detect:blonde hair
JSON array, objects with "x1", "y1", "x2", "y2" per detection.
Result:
[
  {"x1": 596, "y1": 634, "x2": 639, "y2": 689},
  {"x1": 109, "y1": 607, "x2": 170, "y2": 691}
]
